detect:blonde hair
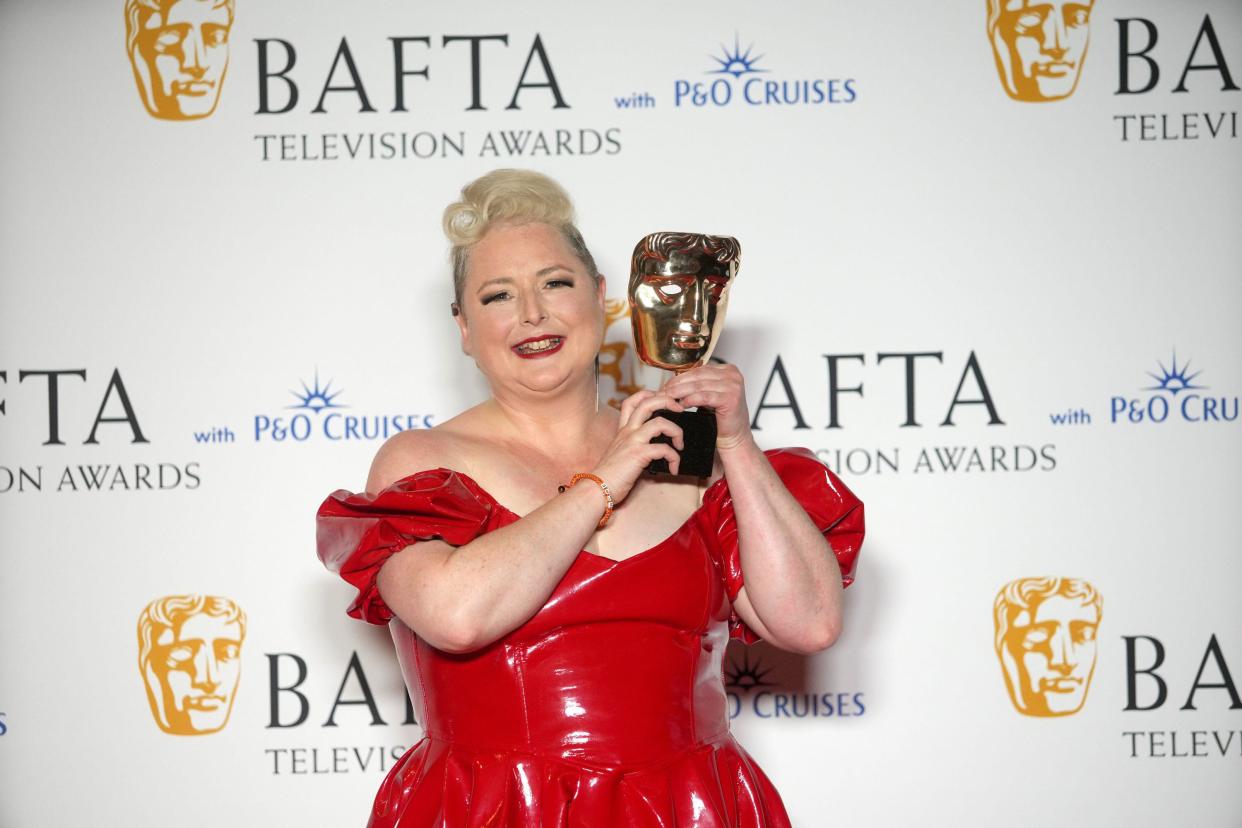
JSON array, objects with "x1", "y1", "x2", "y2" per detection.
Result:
[{"x1": 443, "y1": 169, "x2": 599, "y2": 306}]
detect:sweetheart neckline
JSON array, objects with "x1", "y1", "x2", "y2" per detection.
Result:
[{"x1": 398, "y1": 466, "x2": 729, "y2": 567}]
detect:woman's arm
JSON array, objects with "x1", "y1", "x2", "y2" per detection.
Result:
[
  {"x1": 369, "y1": 393, "x2": 686, "y2": 654},
  {"x1": 717, "y1": 439, "x2": 843, "y2": 653},
  {"x1": 371, "y1": 436, "x2": 603, "y2": 653},
  {"x1": 665, "y1": 364, "x2": 843, "y2": 654}
]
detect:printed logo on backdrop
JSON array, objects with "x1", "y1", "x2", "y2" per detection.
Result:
[
  {"x1": 992, "y1": 577, "x2": 1242, "y2": 759},
  {"x1": 738, "y1": 349, "x2": 1058, "y2": 478},
  {"x1": 125, "y1": 0, "x2": 234, "y2": 120},
  {"x1": 132, "y1": 598, "x2": 421, "y2": 771},
  {"x1": 1107, "y1": 353, "x2": 1238, "y2": 426},
  {"x1": 138, "y1": 595, "x2": 246, "y2": 735},
  {"x1": 638, "y1": 34, "x2": 857, "y2": 110},
  {"x1": 983, "y1": 3, "x2": 1239, "y2": 141},
  {"x1": 0, "y1": 367, "x2": 201, "y2": 494},
  {"x1": 987, "y1": 0, "x2": 1093, "y2": 102},
  {"x1": 128, "y1": 601, "x2": 420, "y2": 772},
  {"x1": 994, "y1": 577, "x2": 1102, "y2": 717},
  {"x1": 598, "y1": 300, "x2": 645, "y2": 409},
  {"x1": 120, "y1": 1, "x2": 623, "y2": 160},
  {"x1": 192, "y1": 371, "x2": 432, "y2": 444},
  {"x1": 724, "y1": 649, "x2": 865, "y2": 722}
]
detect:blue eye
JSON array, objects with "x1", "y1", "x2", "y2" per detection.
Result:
[
  {"x1": 546, "y1": 278, "x2": 574, "y2": 288},
  {"x1": 481, "y1": 291, "x2": 511, "y2": 305}
]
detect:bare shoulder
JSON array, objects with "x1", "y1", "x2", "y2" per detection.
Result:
[{"x1": 365, "y1": 409, "x2": 481, "y2": 493}]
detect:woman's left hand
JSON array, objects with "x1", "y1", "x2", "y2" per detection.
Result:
[{"x1": 663, "y1": 363, "x2": 753, "y2": 452}]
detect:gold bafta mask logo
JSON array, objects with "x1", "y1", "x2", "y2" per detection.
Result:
[
  {"x1": 994, "y1": 577, "x2": 1102, "y2": 717},
  {"x1": 987, "y1": 0, "x2": 1093, "y2": 102},
  {"x1": 137, "y1": 594, "x2": 246, "y2": 735},
  {"x1": 598, "y1": 298, "x2": 645, "y2": 409},
  {"x1": 124, "y1": 0, "x2": 235, "y2": 120}
]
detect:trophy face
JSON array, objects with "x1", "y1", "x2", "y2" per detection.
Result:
[{"x1": 628, "y1": 232, "x2": 741, "y2": 372}]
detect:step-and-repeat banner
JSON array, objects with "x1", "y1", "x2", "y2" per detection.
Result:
[{"x1": 1, "y1": 1, "x2": 1239, "y2": 825}]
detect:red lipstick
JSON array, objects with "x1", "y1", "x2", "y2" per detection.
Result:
[{"x1": 511, "y1": 335, "x2": 566, "y2": 359}]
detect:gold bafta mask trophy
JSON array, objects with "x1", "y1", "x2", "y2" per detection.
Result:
[{"x1": 629, "y1": 232, "x2": 741, "y2": 478}]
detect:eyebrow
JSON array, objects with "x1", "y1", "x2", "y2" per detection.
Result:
[
  {"x1": 475, "y1": 265, "x2": 575, "y2": 294},
  {"x1": 475, "y1": 277, "x2": 514, "y2": 293}
]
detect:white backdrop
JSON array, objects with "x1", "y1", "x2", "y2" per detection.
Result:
[{"x1": 1, "y1": 0, "x2": 1240, "y2": 825}]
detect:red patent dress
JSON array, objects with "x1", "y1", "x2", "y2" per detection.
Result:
[{"x1": 316, "y1": 448, "x2": 863, "y2": 827}]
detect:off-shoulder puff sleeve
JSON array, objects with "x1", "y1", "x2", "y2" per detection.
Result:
[
  {"x1": 702, "y1": 447, "x2": 864, "y2": 644},
  {"x1": 316, "y1": 469, "x2": 495, "y2": 626}
]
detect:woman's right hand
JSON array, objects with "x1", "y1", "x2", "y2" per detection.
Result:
[{"x1": 591, "y1": 390, "x2": 686, "y2": 502}]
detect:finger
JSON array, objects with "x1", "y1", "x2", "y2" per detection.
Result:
[
  {"x1": 665, "y1": 363, "x2": 713, "y2": 386},
  {"x1": 639, "y1": 417, "x2": 685, "y2": 451},
  {"x1": 618, "y1": 389, "x2": 655, "y2": 428},
  {"x1": 675, "y1": 389, "x2": 732, "y2": 410},
  {"x1": 665, "y1": 376, "x2": 735, "y2": 400},
  {"x1": 667, "y1": 362, "x2": 733, "y2": 388},
  {"x1": 630, "y1": 393, "x2": 684, "y2": 427},
  {"x1": 649, "y1": 443, "x2": 680, "y2": 476},
  {"x1": 620, "y1": 389, "x2": 654, "y2": 421}
]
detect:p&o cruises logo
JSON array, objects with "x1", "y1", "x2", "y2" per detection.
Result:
[
  {"x1": 1109, "y1": 353, "x2": 1238, "y2": 425},
  {"x1": 663, "y1": 34, "x2": 857, "y2": 109},
  {"x1": 235, "y1": 371, "x2": 434, "y2": 443},
  {"x1": 724, "y1": 650, "x2": 865, "y2": 721}
]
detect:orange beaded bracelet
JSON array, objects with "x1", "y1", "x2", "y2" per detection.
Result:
[{"x1": 560, "y1": 472, "x2": 614, "y2": 529}]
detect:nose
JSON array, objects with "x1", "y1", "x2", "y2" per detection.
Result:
[
  {"x1": 1048, "y1": 627, "x2": 1074, "y2": 674},
  {"x1": 183, "y1": 28, "x2": 206, "y2": 75},
  {"x1": 1041, "y1": 11, "x2": 1069, "y2": 58},
  {"x1": 192, "y1": 647, "x2": 221, "y2": 692},
  {"x1": 519, "y1": 289, "x2": 547, "y2": 326},
  {"x1": 677, "y1": 280, "x2": 710, "y2": 334}
]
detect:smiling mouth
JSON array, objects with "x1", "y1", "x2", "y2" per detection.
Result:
[{"x1": 512, "y1": 336, "x2": 565, "y2": 357}]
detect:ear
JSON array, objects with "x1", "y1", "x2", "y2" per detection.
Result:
[
  {"x1": 453, "y1": 302, "x2": 471, "y2": 355},
  {"x1": 595, "y1": 274, "x2": 607, "y2": 310}
]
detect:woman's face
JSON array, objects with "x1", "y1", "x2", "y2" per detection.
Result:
[{"x1": 457, "y1": 221, "x2": 606, "y2": 396}]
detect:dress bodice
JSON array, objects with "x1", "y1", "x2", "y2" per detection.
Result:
[
  {"x1": 316, "y1": 448, "x2": 864, "y2": 827},
  {"x1": 391, "y1": 514, "x2": 734, "y2": 768}
]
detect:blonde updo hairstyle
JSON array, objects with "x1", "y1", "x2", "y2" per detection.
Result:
[{"x1": 443, "y1": 169, "x2": 600, "y2": 313}]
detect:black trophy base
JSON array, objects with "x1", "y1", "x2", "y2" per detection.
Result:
[{"x1": 644, "y1": 408, "x2": 716, "y2": 478}]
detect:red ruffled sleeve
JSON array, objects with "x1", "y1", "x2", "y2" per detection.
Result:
[
  {"x1": 316, "y1": 469, "x2": 496, "y2": 625},
  {"x1": 702, "y1": 448, "x2": 864, "y2": 643}
]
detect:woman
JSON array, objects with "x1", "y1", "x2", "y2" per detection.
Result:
[{"x1": 316, "y1": 169, "x2": 864, "y2": 827}]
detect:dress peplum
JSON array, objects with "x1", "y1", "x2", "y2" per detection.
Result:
[{"x1": 317, "y1": 448, "x2": 864, "y2": 827}]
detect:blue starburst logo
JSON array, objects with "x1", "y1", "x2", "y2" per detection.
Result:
[
  {"x1": 1143, "y1": 352, "x2": 1206, "y2": 395},
  {"x1": 724, "y1": 650, "x2": 777, "y2": 691},
  {"x1": 707, "y1": 34, "x2": 768, "y2": 78},
  {"x1": 288, "y1": 370, "x2": 346, "y2": 413}
]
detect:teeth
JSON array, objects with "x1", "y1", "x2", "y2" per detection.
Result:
[{"x1": 516, "y1": 337, "x2": 561, "y2": 353}]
